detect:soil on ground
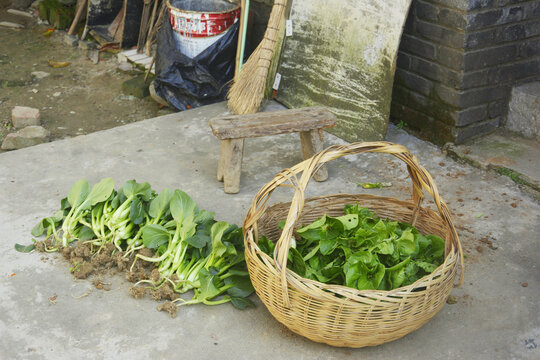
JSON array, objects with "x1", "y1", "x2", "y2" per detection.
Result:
[{"x1": 0, "y1": 1, "x2": 172, "y2": 152}]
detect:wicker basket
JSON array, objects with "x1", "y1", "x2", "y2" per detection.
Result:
[{"x1": 243, "y1": 141, "x2": 464, "y2": 348}]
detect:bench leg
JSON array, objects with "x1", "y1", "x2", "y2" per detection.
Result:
[
  {"x1": 220, "y1": 138, "x2": 244, "y2": 194},
  {"x1": 300, "y1": 129, "x2": 328, "y2": 182},
  {"x1": 217, "y1": 141, "x2": 227, "y2": 182}
]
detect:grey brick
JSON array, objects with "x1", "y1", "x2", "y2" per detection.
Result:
[
  {"x1": 416, "y1": 1, "x2": 439, "y2": 22},
  {"x1": 454, "y1": 117, "x2": 501, "y2": 143},
  {"x1": 439, "y1": 8, "x2": 468, "y2": 30},
  {"x1": 435, "y1": 84, "x2": 463, "y2": 107},
  {"x1": 399, "y1": 34, "x2": 437, "y2": 60},
  {"x1": 462, "y1": 67, "x2": 498, "y2": 89},
  {"x1": 524, "y1": 18, "x2": 540, "y2": 37},
  {"x1": 465, "y1": 27, "x2": 503, "y2": 49},
  {"x1": 452, "y1": 104, "x2": 489, "y2": 126},
  {"x1": 504, "y1": 23, "x2": 528, "y2": 41},
  {"x1": 519, "y1": 38, "x2": 540, "y2": 57},
  {"x1": 425, "y1": 0, "x2": 474, "y2": 11},
  {"x1": 463, "y1": 44, "x2": 518, "y2": 71},
  {"x1": 437, "y1": 45, "x2": 465, "y2": 70},
  {"x1": 433, "y1": 119, "x2": 457, "y2": 144},
  {"x1": 497, "y1": 59, "x2": 540, "y2": 82},
  {"x1": 396, "y1": 51, "x2": 412, "y2": 70},
  {"x1": 410, "y1": 56, "x2": 463, "y2": 88},
  {"x1": 467, "y1": 9, "x2": 503, "y2": 30},
  {"x1": 435, "y1": 83, "x2": 510, "y2": 108},
  {"x1": 488, "y1": 100, "x2": 508, "y2": 118},
  {"x1": 467, "y1": 0, "x2": 496, "y2": 11},
  {"x1": 416, "y1": 20, "x2": 466, "y2": 48},
  {"x1": 394, "y1": 68, "x2": 435, "y2": 96}
]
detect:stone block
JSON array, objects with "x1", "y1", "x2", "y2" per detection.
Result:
[
  {"x1": 11, "y1": 0, "x2": 34, "y2": 10},
  {"x1": 12, "y1": 106, "x2": 40, "y2": 128},
  {"x1": 122, "y1": 75, "x2": 151, "y2": 99},
  {"x1": 64, "y1": 34, "x2": 78, "y2": 47},
  {"x1": 463, "y1": 44, "x2": 518, "y2": 71},
  {"x1": 400, "y1": 34, "x2": 437, "y2": 60},
  {"x1": 78, "y1": 40, "x2": 97, "y2": 50},
  {"x1": 454, "y1": 117, "x2": 500, "y2": 144},
  {"x1": 1, "y1": 126, "x2": 50, "y2": 150},
  {"x1": 416, "y1": 19, "x2": 466, "y2": 48},
  {"x1": 506, "y1": 81, "x2": 540, "y2": 140}
]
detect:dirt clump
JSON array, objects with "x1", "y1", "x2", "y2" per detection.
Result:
[
  {"x1": 152, "y1": 282, "x2": 179, "y2": 301},
  {"x1": 157, "y1": 301, "x2": 178, "y2": 318},
  {"x1": 129, "y1": 286, "x2": 147, "y2": 299}
]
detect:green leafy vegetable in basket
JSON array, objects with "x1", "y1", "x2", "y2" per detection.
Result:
[{"x1": 258, "y1": 204, "x2": 445, "y2": 291}]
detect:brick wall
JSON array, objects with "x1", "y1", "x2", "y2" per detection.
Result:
[{"x1": 391, "y1": 0, "x2": 540, "y2": 145}]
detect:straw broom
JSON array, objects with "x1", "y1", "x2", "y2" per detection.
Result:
[{"x1": 227, "y1": 0, "x2": 288, "y2": 114}]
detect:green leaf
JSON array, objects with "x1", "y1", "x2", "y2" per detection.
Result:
[
  {"x1": 15, "y1": 243, "x2": 36, "y2": 253},
  {"x1": 130, "y1": 197, "x2": 145, "y2": 225},
  {"x1": 230, "y1": 297, "x2": 255, "y2": 309},
  {"x1": 194, "y1": 209, "x2": 215, "y2": 227},
  {"x1": 257, "y1": 235, "x2": 275, "y2": 256},
  {"x1": 320, "y1": 237, "x2": 338, "y2": 255},
  {"x1": 376, "y1": 241, "x2": 394, "y2": 255},
  {"x1": 149, "y1": 188, "x2": 173, "y2": 219},
  {"x1": 287, "y1": 247, "x2": 306, "y2": 277},
  {"x1": 142, "y1": 224, "x2": 171, "y2": 249},
  {"x1": 88, "y1": 177, "x2": 115, "y2": 206},
  {"x1": 60, "y1": 197, "x2": 71, "y2": 210},
  {"x1": 67, "y1": 179, "x2": 90, "y2": 208},
  {"x1": 170, "y1": 190, "x2": 197, "y2": 224},
  {"x1": 210, "y1": 221, "x2": 229, "y2": 258},
  {"x1": 197, "y1": 267, "x2": 222, "y2": 300},
  {"x1": 31, "y1": 220, "x2": 45, "y2": 237},
  {"x1": 416, "y1": 261, "x2": 438, "y2": 273},
  {"x1": 185, "y1": 231, "x2": 211, "y2": 249},
  {"x1": 77, "y1": 226, "x2": 96, "y2": 241},
  {"x1": 397, "y1": 229, "x2": 417, "y2": 256},
  {"x1": 336, "y1": 214, "x2": 359, "y2": 230},
  {"x1": 224, "y1": 275, "x2": 255, "y2": 298},
  {"x1": 122, "y1": 180, "x2": 152, "y2": 200}
]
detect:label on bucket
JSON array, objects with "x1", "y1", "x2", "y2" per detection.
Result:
[{"x1": 168, "y1": 7, "x2": 240, "y2": 38}]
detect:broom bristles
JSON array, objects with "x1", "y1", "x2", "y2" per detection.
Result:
[{"x1": 228, "y1": 0, "x2": 288, "y2": 115}]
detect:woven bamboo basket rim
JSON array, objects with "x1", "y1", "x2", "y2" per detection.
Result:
[{"x1": 243, "y1": 141, "x2": 465, "y2": 307}]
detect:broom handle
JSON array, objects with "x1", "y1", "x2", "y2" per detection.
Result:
[{"x1": 235, "y1": 0, "x2": 250, "y2": 79}]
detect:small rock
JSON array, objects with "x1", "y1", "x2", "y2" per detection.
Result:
[
  {"x1": 1, "y1": 126, "x2": 50, "y2": 150},
  {"x1": 476, "y1": 245, "x2": 483, "y2": 253},
  {"x1": 88, "y1": 50, "x2": 99, "y2": 64},
  {"x1": 522, "y1": 282, "x2": 528, "y2": 288},
  {"x1": 30, "y1": 88, "x2": 39, "y2": 93},
  {"x1": 64, "y1": 34, "x2": 79, "y2": 47},
  {"x1": 117, "y1": 61, "x2": 134, "y2": 73},
  {"x1": 53, "y1": 92, "x2": 61, "y2": 97},
  {"x1": 12, "y1": 106, "x2": 40, "y2": 128},
  {"x1": 31, "y1": 71, "x2": 50, "y2": 80},
  {"x1": 0, "y1": 21, "x2": 24, "y2": 29},
  {"x1": 7, "y1": 9, "x2": 34, "y2": 18},
  {"x1": 78, "y1": 41, "x2": 97, "y2": 51},
  {"x1": 446, "y1": 295, "x2": 458, "y2": 304},
  {"x1": 122, "y1": 75, "x2": 151, "y2": 99}
]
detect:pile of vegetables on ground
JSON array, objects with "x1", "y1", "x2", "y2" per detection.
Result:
[
  {"x1": 17, "y1": 178, "x2": 254, "y2": 317},
  {"x1": 259, "y1": 204, "x2": 445, "y2": 291}
]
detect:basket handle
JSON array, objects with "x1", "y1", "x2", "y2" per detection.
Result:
[{"x1": 243, "y1": 141, "x2": 464, "y2": 307}]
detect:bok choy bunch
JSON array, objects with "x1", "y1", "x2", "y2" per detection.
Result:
[{"x1": 21, "y1": 178, "x2": 254, "y2": 309}]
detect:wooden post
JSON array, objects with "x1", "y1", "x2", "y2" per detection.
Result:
[
  {"x1": 300, "y1": 129, "x2": 328, "y2": 182},
  {"x1": 222, "y1": 139, "x2": 244, "y2": 194},
  {"x1": 67, "y1": 0, "x2": 88, "y2": 36}
]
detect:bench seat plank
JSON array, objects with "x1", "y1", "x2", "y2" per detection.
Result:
[{"x1": 209, "y1": 107, "x2": 337, "y2": 140}]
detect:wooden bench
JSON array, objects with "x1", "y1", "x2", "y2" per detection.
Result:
[{"x1": 209, "y1": 107, "x2": 337, "y2": 193}]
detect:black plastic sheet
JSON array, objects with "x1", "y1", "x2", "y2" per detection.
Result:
[{"x1": 153, "y1": 18, "x2": 239, "y2": 111}]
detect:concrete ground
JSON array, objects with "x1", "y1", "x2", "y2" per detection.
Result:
[
  {"x1": 1, "y1": 101, "x2": 538, "y2": 359},
  {"x1": 446, "y1": 130, "x2": 540, "y2": 198}
]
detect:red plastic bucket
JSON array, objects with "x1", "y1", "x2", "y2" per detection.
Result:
[{"x1": 167, "y1": 0, "x2": 240, "y2": 58}]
